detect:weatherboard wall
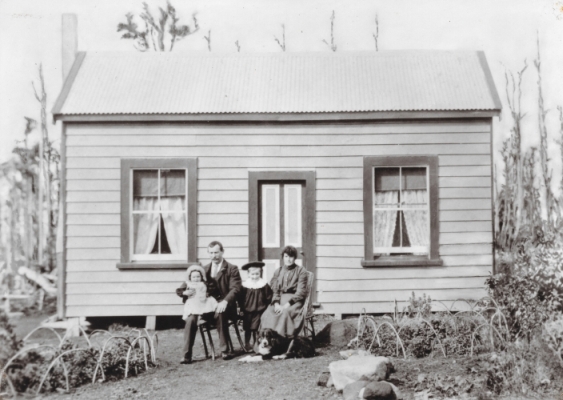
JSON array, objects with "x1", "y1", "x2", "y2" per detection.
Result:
[{"x1": 63, "y1": 119, "x2": 493, "y2": 317}]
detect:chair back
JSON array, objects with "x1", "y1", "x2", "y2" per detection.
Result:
[{"x1": 300, "y1": 271, "x2": 315, "y2": 321}]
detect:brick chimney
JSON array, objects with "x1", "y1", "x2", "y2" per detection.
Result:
[{"x1": 61, "y1": 14, "x2": 77, "y2": 80}]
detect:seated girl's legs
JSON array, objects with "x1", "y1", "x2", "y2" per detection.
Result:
[{"x1": 182, "y1": 314, "x2": 199, "y2": 362}]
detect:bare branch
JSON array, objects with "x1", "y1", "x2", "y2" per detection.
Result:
[
  {"x1": 203, "y1": 30, "x2": 211, "y2": 52},
  {"x1": 322, "y1": 10, "x2": 337, "y2": 52},
  {"x1": 373, "y1": 14, "x2": 379, "y2": 51},
  {"x1": 235, "y1": 40, "x2": 241, "y2": 52},
  {"x1": 274, "y1": 24, "x2": 286, "y2": 52}
]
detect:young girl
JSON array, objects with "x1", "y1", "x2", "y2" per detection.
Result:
[
  {"x1": 240, "y1": 261, "x2": 273, "y2": 351},
  {"x1": 182, "y1": 265, "x2": 218, "y2": 321}
]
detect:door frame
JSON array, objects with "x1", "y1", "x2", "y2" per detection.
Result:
[{"x1": 248, "y1": 170, "x2": 317, "y2": 303}]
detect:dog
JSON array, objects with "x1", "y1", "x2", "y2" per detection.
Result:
[{"x1": 239, "y1": 328, "x2": 315, "y2": 362}]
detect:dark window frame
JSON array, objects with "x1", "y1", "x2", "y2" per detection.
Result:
[
  {"x1": 362, "y1": 155, "x2": 442, "y2": 267},
  {"x1": 117, "y1": 158, "x2": 197, "y2": 270}
]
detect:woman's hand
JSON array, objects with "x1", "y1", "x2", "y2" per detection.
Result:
[
  {"x1": 283, "y1": 302, "x2": 291, "y2": 310},
  {"x1": 183, "y1": 289, "x2": 195, "y2": 298},
  {"x1": 274, "y1": 303, "x2": 283, "y2": 314}
]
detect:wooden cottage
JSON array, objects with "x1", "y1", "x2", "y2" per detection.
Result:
[{"x1": 52, "y1": 51, "x2": 501, "y2": 323}]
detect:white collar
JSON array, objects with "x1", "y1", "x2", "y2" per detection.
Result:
[{"x1": 243, "y1": 278, "x2": 268, "y2": 289}]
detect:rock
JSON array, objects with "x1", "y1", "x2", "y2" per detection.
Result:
[
  {"x1": 343, "y1": 381, "x2": 368, "y2": 400},
  {"x1": 317, "y1": 371, "x2": 331, "y2": 387},
  {"x1": 329, "y1": 355, "x2": 394, "y2": 390},
  {"x1": 316, "y1": 319, "x2": 358, "y2": 347},
  {"x1": 340, "y1": 349, "x2": 371, "y2": 359},
  {"x1": 362, "y1": 381, "x2": 396, "y2": 400}
]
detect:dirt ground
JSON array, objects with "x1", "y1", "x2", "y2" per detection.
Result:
[{"x1": 9, "y1": 315, "x2": 560, "y2": 400}]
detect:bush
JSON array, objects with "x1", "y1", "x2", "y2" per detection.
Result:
[
  {"x1": 2, "y1": 326, "x2": 156, "y2": 395},
  {"x1": 0, "y1": 308, "x2": 21, "y2": 366}
]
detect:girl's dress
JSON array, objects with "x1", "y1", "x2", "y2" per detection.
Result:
[
  {"x1": 240, "y1": 278, "x2": 273, "y2": 331},
  {"x1": 260, "y1": 263, "x2": 308, "y2": 337},
  {"x1": 182, "y1": 281, "x2": 218, "y2": 321}
]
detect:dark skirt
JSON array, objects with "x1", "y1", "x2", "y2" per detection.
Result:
[{"x1": 259, "y1": 293, "x2": 304, "y2": 337}]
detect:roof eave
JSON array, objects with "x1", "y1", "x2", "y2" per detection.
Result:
[{"x1": 53, "y1": 109, "x2": 500, "y2": 123}]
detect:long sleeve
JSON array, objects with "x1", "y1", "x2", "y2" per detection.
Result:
[
  {"x1": 222, "y1": 264, "x2": 242, "y2": 304},
  {"x1": 265, "y1": 284, "x2": 274, "y2": 305},
  {"x1": 270, "y1": 267, "x2": 283, "y2": 304},
  {"x1": 175, "y1": 281, "x2": 188, "y2": 303},
  {"x1": 288, "y1": 266, "x2": 308, "y2": 305}
]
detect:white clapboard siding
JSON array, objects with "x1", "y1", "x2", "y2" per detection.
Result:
[
  {"x1": 67, "y1": 132, "x2": 491, "y2": 147},
  {"x1": 317, "y1": 288, "x2": 488, "y2": 303},
  {"x1": 318, "y1": 298, "x2": 489, "y2": 315},
  {"x1": 316, "y1": 265, "x2": 492, "y2": 280},
  {"x1": 66, "y1": 154, "x2": 492, "y2": 170},
  {"x1": 64, "y1": 120, "x2": 493, "y2": 315},
  {"x1": 317, "y1": 276, "x2": 488, "y2": 292}
]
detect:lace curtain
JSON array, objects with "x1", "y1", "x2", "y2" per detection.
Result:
[
  {"x1": 402, "y1": 189, "x2": 429, "y2": 250},
  {"x1": 373, "y1": 191, "x2": 399, "y2": 248}
]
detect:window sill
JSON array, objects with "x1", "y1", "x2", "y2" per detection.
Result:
[
  {"x1": 361, "y1": 256, "x2": 443, "y2": 268},
  {"x1": 116, "y1": 262, "x2": 195, "y2": 270}
]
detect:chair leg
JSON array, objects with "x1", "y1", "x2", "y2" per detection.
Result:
[
  {"x1": 310, "y1": 319, "x2": 316, "y2": 341},
  {"x1": 232, "y1": 321, "x2": 245, "y2": 351},
  {"x1": 206, "y1": 327, "x2": 216, "y2": 361},
  {"x1": 199, "y1": 325, "x2": 209, "y2": 359}
]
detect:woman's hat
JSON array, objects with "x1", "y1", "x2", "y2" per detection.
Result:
[
  {"x1": 241, "y1": 261, "x2": 265, "y2": 271},
  {"x1": 186, "y1": 264, "x2": 206, "y2": 281}
]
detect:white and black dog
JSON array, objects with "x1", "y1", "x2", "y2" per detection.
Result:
[{"x1": 239, "y1": 328, "x2": 315, "y2": 362}]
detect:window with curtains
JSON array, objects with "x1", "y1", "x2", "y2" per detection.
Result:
[
  {"x1": 362, "y1": 156, "x2": 442, "y2": 267},
  {"x1": 132, "y1": 169, "x2": 187, "y2": 260},
  {"x1": 118, "y1": 158, "x2": 197, "y2": 269}
]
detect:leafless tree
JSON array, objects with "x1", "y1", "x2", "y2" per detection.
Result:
[
  {"x1": 274, "y1": 24, "x2": 286, "y2": 52},
  {"x1": 373, "y1": 14, "x2": 379, "y2": 51},
  {"x1": 117, "y1": 1, "x2": 199, "y2": 51},
  {"x1": 322, "y1": 11, "x2": 337, "y2": 52},
  {"x1": 203, "y1": 30, "x2": 211, "y2": 51}
]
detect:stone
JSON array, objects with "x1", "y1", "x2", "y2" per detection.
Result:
[
  {"x1": 317, "y1": 371, "x2": 331, "y2": 387},
  {"x1": 362, "y1": 381, "x2": 396, "y2": 400},
  {"x1": 340, "y1": 349, "x2": 371, "y2": 359},
  {"x1": 316, "y1": 319, "x2": 358, "y2": 347},
  {"x1": 343, "y1": 381, "x2": 368, "y2": 400},
  {"x1": 329, "y1": 355, "x2": 394, "y2": 391}
]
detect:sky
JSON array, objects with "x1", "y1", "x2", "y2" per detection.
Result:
[{"x1": 1, "y1": 0, "x2": 563, "y2": 184}]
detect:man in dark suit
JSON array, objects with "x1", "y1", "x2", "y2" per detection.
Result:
[{"x1": 176, "y1": 241, "x2": 242, "y2": 363}]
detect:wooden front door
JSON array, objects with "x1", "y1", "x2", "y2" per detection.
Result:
[
  {"x1": 248, "y1": 171, "x2": 316, "y2": 301},
  {"x1": 259, "y1": 182, "x2": 305, "y2": 282}
]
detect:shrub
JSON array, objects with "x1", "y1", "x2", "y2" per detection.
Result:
[
  {"x1": 2, "y1": 326, "x2": 156, "y2": 395},
  {"x1": 0, "y1": 308, "x2": 21, "y2": 366}
]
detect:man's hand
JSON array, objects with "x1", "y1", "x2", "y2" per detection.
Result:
[
  {"x1": 183, "y1": 289, "x2": 196, "y2": 298},
  {"x1": 216, "y1": 300, "x2": 228, "y2": 313},
  {"x1": 274, "y1": 303, "x2": 283, "y2": 314}
]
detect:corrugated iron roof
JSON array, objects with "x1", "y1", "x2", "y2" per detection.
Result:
[{"x1": 53, "y1": 51, "x2": 501, "y2": 116}]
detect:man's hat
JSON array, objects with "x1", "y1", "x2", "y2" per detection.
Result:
[{"x1": 241, "y1": 261, "x2": 265, "y2": 271}]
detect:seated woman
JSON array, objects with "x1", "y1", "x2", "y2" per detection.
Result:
[{"x1": 259, "y1": 245, "x2": 308, "y2": 338}]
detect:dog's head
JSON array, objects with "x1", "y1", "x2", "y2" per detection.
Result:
[{"x1": 256, "y1": 328, "x2": 283, "y2": 356}]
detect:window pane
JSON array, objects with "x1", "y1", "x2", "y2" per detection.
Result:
[
  {"x1": 161, "y1": 212, "x2": 187, "y2": 255},
  {"x1": 132, "y1": 213, "x2": 159, "y2": 254},
  {"x1": 373, "y1": 210, "x2": 398, "y2": 249},
  {"x1": 403, "y1": 209, "x2": 429, "y2": 253},
  {"x1": 402, "y1": 167, "x2": 427, "y2": 190},
  {"x1": 133, "y1": 170, "x2": 158, "y2": 211},
  {"x1": 374, "y1": 168, "x2": 400, "y2": 191},
  {"x1": 160, "y1": 170, "x2": 185, "y2": 196}
]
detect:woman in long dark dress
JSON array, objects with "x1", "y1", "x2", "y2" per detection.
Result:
[{"x1": 260, "y1": 245, "x2": 308, "y2": 337}]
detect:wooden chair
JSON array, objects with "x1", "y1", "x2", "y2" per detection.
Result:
[
  {"x1": 299, "y1": 271, "x2": 316, "y2": 340},
  {"x1": 198, "y1": 315, "x2": 245, "y2": 361}
]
